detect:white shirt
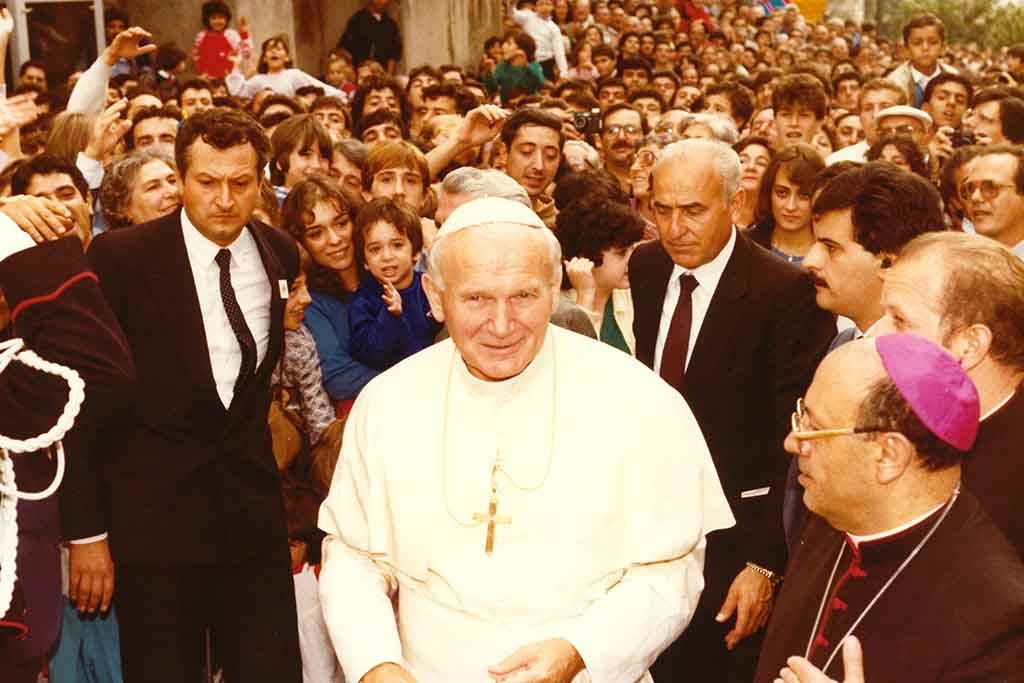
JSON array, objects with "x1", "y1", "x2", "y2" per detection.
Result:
[
  {"x1": 910, "y1": 64, "x2": 942, "y2": 95},
  {"x1": 826, "y1": 139, "x2": 868, "y2": 165},
  {"x1": 513, "y1": 8, "x2": 569, "y2": 73},
  {"x1": 654, "y1": 227, "x2": 737, "y2": 375},
  {"x1": 0, "y1": 211, "x2": 36, "y2": 262},
  {"x1": 181, "y1": 210, "x2": 271, "y2": 408}
]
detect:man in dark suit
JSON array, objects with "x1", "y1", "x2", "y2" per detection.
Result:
[
  {"x1": 630, "y1": 138, "x2": 834, "y2": 681},
  {"x1": 74, "y1": 108, "x2": 302, "y2": 681}
]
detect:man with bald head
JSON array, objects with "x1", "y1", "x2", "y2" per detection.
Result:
[
  {"x1": 319, "y1": 197, "x2": 733, "y2": 683},
  {"x1": 875, "y1": 232, "x2": 1024, "y2": 558},
  {"x1": 756, "y1": 334, "x2": 1024, "y2": 682},
  {"x1": 630, "y1": 138, "x2": 835, "y2": 681}
]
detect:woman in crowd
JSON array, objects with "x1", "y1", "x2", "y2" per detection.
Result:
[
  {"x1": 748, "y1": 143, "x2": 824, "y2": 266},
  {"x1": 99, "y1": 150, "x2": 180, "y2": 229},
  {"x1": 556, "y1": 192, "x2": 645, "y2": 355},
  {"x1": 281, "y1": 176, "x2": 376, "y2": 416},
  {"x1": 732, "y1": 135, "x2": 775, "y2": 230},
  {"x1": 867, "y1": 134, "x2": 929, "y2": 178}
]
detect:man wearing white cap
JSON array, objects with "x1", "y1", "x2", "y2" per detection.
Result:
[
  {"x1": 318, "y1": 196, "x2": 734, "y2": 683},
  {"x1": 756, "y1": 334, "x2": 1024, "y2": 683},
  {"x1": 873, "y1": 105, "x2": 932, "y2": 156}
]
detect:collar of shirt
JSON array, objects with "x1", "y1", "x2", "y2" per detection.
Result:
[
  {"x1": 180, "y1": 209, "x2": 257, "y2": 271},
  {"x1": 910, "y1": 64, "x2": 941, "y2": 85},
  {"x1": 1012, "y1": 239, "x2": 1024, "y2": 262},
  {"x1": 846, "y1": 499, "x2": 946, "y2": 547},
  {"x1": 669, "y1": 225, "x2": 737, "y2": 295}
]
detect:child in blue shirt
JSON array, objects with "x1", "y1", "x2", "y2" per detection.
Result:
[{"x1": 349, "y1": 198, "x2": 441, "y2": 370}]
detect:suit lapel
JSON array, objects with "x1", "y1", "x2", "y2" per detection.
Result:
[
  {"x1": 145, "y1": 211, "x2": 224, "y2": 411},
  {"x1": 685, "y1": 233, "x2": 752, "y2": 390},
  {"x1": 635, "y1": 242, "x2": 676, "y2": 368}
]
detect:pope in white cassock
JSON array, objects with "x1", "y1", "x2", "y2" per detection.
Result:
[{"x1": 318, "y1": 197, "x2": 735, "y2": 683}]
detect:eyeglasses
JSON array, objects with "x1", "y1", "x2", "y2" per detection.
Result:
[
  {"x1": 790, "y1": 397, "x2": 882, "y2": 441},
  {"x1": 960, "y1": 179, "x2": 1017, "y2": 202},
  {"x1": 606, "y1": 124, "x2": 641, "y2": 136},
  {"x1": 878, "y1": 123, "x2": 919, "y2": 137}
]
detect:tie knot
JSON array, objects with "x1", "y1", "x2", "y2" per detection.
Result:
[
  {"x1": 679, "y1": 273, "x2": 698, "y2": 295},
  {"x1": 215, "y1": 248, "x2": 232, "y2": 270}
]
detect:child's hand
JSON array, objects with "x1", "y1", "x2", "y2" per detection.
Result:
[{"x1": 381, "y1": 281, "x2": 403, "y2": 316}]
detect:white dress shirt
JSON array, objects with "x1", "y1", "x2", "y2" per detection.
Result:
[
  {"x1": 512, "y1": 8, "x2": 569, "y2": 73},
  {"x1": 654, "y1": 227, "x2": 737, "y2": 375},
  {"x1": 910, "y1": 64, "x2": 941, "y2": 98},
  {"x1": 181, "y1": 210, "x2": 271, "y2": 408}
]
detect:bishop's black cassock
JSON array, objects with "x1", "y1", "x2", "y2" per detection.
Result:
[
  {"x1": 963, "y1": 382, "x2": 1024, "y2": 559},
  {"x1": 755, "y1": 489, "x2": 1024, "y2": 682}
]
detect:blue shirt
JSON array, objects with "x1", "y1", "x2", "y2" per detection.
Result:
[
  {"x1": 304, "y1": 290, "x2": 379, "y2": 401},
  {"x1": 349, "y1": 271, "x2": 441, "y2": 370}
]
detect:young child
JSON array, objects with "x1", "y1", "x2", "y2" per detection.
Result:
[
  {"x1": 323, "y1": 51, "x2": 357, "y2": 98},
  {"x1": 349, "y1": 198, "x2": 440, "y2": 370},
  {"x1": 482, "y1": 29, "x2": 544, "y2": 105},
  {"x1": 282, "y1": 479, "x2": 344, "y2": 683},
  {"x1": 227, "y1": 34, "x2": 345, "y2": 100},
  {"x1": 192, "y1": 1, "x2": 252, "y2": 81}
]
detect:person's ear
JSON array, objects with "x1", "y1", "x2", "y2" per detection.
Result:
[
  {"x1": 875, "y1": 431, "x2": 914, "y2": 485},
  {"x1": 947, "y1": 323, "x2": 992, "y2": 372},
  {"x1": 422, "y1": 272, "x2": 446, "y2": 323}
]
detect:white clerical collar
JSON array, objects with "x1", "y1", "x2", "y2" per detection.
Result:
[
  {"x1": 855, "y1": 318, "x2": 882, "y2": 340},
  {"x1": 981, "y1": 387, "x2": 1017, "y2": 421},
  {"x1": 670, "y1": 226, "x2": 737, "y2": 295},
  {"x1": 846, "y1": 499, "x2": 946, "y2": 547},
  {"x1": 181, "y1": 209, "x2": 255, "y2": 269},
  {"x1": 910, "y1": 64, "x2": 941, "y2": 84},
  {"x1": 1012, "y1": 239, "x2": 1024, "y2": 262},
  {"x1": 454, "y1": 324, "x2": 555, "y2": 400}
]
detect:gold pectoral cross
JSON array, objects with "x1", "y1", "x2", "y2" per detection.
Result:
[{"x1": 472, "y1": 465, "x2": 511, "y2": 554}]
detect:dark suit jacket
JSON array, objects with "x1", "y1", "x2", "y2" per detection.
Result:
[
  {"x1": 631, "y1": 232, "x2": 834, "y2": 607},
  {"x1": 83, "y1": 210, "x2": 299, "y2": 565}
]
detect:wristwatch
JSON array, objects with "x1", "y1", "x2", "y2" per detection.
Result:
[{"x1": 746, "y1": 562, "x2": 783, "y2": 590}]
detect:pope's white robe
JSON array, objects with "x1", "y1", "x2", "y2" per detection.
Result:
[{"x1": 318, "y1": 325, "x2": 734, "y2": 683}]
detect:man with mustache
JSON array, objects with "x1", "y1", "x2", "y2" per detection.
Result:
[
  {"x1": 784, "y1": 163, "x2": 945, "y2": 547},
  {"x1": 600, "y1": 103, "x2": 645, "y2": 195},
  {"x1": 630, "y1": 138, "x2": 834, "y2": 681}
]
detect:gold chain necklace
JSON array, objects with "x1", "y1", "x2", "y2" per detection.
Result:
[{"x1": 440, "y1": 336, "x2": 558, "y2": 535}]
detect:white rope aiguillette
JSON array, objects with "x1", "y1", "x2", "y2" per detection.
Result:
[{"x1": 0, "y1": 337, "x2": 85, "y2": 618}]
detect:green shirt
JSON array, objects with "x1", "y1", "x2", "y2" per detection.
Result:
[
  {"x1": 483, "y1": 60, "x2": 544, "y2": 104},
  {"x1": 600, "y1": 298, "x2": 630, "y2": 354}
]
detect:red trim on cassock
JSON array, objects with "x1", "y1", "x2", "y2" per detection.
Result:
[
  {"x1": 10, "y1": 271, "x2": 99, "y2": 322},
  {"x1": 0, "y1": 618, "x2": 30, "y2": 639}
]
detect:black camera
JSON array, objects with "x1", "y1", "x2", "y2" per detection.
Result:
[
  {"x1": 572, "y1": 107, "x2": 602, "y2": 136},
  {"x1": 950, "y1": 128, "x2": 976, "y2": 148}
]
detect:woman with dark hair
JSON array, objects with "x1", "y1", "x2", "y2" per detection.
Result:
[
  {"x1": 281, "y1": 176, "x2": 373, "y2": 414},
  {"x1": 867, "y1": 134, "x2": 929, "y2": 178},
  {"x1": 556, "y1": 193, "x2": 645, "y2": 355},
  {"x1": 733, "y1": 135, "x2": 775, "y2": 230},
  {"x1": 749, "y1": 143, "x2": 824, "y2": 265},
  {"x1": 227, "y1": 33, "x2": 344, "y2": 100}
]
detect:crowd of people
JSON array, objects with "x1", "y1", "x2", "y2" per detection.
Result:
[{"x1": 1, "y1": 0, "x2": 1024, "y2": 681}]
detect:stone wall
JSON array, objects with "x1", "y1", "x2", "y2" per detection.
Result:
[{"x1": 109, "y1": 0, "x2": 500, "y2": 78}]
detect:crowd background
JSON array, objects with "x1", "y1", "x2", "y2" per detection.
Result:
[{"x1": 1, "y1": 0, "x2": 1024, "y2": 681}]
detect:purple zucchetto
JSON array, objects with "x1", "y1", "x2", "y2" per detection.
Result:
[{"x1": 875, "y1": 334, "x2": 980, "y2": 451}]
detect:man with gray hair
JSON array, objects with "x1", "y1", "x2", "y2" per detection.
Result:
[
  {"x1": 630, "y1": 138, "x2": 834, "y2": 681},
  {"x1": 678, "y1": 112, "x2": 741, "y2": 145},
  {"x1": 319, "y1": 196, "x2": 733, "y2": 683},
  {"x1": 875, "y1": 231, "x2": 1024, "y2": 558},
  {"x1": 436, "y1": 166, "x2": 598, "y2": 340}
]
